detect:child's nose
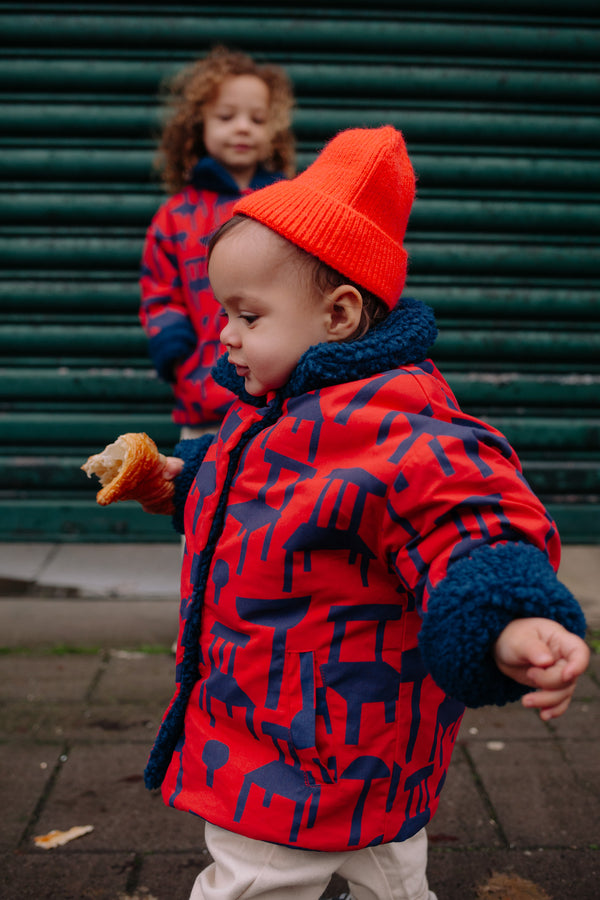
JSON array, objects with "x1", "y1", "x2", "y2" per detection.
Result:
[
  {"x1": 234, "y1": 114, "x2": 251, "y2": 132},
  {"x1": 220, "y1": 320, "x2": 240, "y2": 348}
]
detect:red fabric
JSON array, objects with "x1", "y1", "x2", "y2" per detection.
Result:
[
  {"x1": 159, "y1": 362, "x2": 559, "y2": 850},
  {"x1": 139, "y1": 186, "x2": 240, "y2": 425}
]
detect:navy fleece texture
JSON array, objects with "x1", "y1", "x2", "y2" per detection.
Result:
[
  {"x1": 148, "y1": 320, "x2": 197, "y2": 382},
  {"x1": 419, "y1": 541, "x2": 587, "y2": 708},
  {"x1": 191, "y1": 157, "x2": 285, "y2": 196}
]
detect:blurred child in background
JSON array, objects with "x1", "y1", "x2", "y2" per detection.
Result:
[{"x1": 140, "y1": 45, "x2": 295, "y2": 440}]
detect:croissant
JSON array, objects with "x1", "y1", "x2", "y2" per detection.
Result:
[{"x1": 81, "y1": 432, "x2": 175, "y2": 515}]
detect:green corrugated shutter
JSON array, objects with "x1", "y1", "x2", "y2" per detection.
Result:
[{"x1": 1, "y1": 1, "x2": 599, "y2": 542}]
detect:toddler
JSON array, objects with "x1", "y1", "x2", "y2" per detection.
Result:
[
  {"x1": 139, "y1": 45, "x2": 295, "y2": 437},
  {"x1": 142, "y1": 127, "x2": 589, "y2": 900}
]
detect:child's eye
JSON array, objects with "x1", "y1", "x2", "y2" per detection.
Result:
[{"x1": 240, "y1": 314, "x2": 258, "y2": 325}]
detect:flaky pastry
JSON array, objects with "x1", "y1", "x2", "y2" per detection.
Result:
[
  {"x1": 34, "y1": 825, "x2": 94, "y2": 850},
  {"x1": 81, "y1": 432, "x2": 175, "y2": 514}
]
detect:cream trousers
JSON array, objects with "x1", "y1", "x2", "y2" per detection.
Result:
[{"x1": 190, "y1": 822, "x2": 437, "y2": 900}]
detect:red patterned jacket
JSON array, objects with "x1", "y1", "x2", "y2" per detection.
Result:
[
  {"x1": 145, "y1": 298, "x2": 585, "y2": 850},
  {"x1": 139, "y1": 159, "x2": 285, "y2": 425}
]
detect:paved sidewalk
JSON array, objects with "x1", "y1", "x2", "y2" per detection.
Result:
[{"x1": 1, "y1": 543, "x2": 599, "y2": 899}]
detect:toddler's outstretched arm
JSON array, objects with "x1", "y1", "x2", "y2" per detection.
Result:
[{"x1": 493, "y1": 617, "x2": 590, "y2": 720}]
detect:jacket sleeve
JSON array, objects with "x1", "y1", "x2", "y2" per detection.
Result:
[
  {"x1": 171, "y1": 435, "x2": 214, "y2": 534},
  {"x1": 418, "y1": 541, "x2": 586, "y2": 707},
  {"x1": 139, "y1": 209, "x2": 197, "y2": 383},
  {"x1": 382, "y1": 387, "x2": 586, "y2": 708}
]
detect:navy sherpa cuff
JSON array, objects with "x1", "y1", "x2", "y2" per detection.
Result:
[
  {"x1": 171, "y1": 435, "x2": 214, "y2": 534},
  {"x1": 148, "y1": 321, "x2": 197, "y2": 382},
  {"x1": 418, "y1": 541, "x2": 587, "y2": 708}
]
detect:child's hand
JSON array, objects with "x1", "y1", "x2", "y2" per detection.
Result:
[
  {"x1": 161, "y1": 456, "x2": 185, "y2": 481},
  {"x1": 139, "y1": 455, "x2": 183, "y2": 514},
  {"x1": 493, "y1": 617, "x2": 590, "y2": 720}
]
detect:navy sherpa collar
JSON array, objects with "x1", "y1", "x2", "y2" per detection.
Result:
[
  {"x1": 190, "y1": 156, "x2": 285, "y2": 196},
  {"x1": 213, "y1": 296, "x2": 438, "y2": 406}
]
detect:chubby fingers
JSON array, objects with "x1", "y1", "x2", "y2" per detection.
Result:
[
  {"x1": 522, "y1": 687, "x2": 576, "y2": 720},
  {"x1": 522, "y1": 679, "x2": 577, "y2": 720},
  {"x1": 521, "y1": 656, "x2": 581, "y2": 720},
  {"x1": 526, "y1": 655, "x2": 570, "y2": 688},
  {"x1": 494, "y1": 619, "x2": 590, "y2": 682},
  {"x1": 162, "y1": 456, "x2": 185, "y2": 481},
  {"x1": 557, "y1": 635, "x2": 591, "y2": 681}
]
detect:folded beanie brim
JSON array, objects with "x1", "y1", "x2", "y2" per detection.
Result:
[{"x1": 237, "y1": 180, "x2": 407, "y2": 305}]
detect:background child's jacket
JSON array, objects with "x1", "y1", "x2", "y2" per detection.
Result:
[{"x1": 139, "y1": 158, "x2": 284, "y2": 426}]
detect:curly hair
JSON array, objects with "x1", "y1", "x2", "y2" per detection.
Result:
[{"x1": 155, "y1": 45, "x2": 296, "y2": 193}]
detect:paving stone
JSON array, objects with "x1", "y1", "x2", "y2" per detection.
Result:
[
  {"x1": 0, "y1": 700, "x2": 49, "y2": 739},
  {"x1": 92, "y1": 652, "x2": 174, "y2": 705},
  {"x1": 461, "y1": 702, "x2": 550, "y2": 742},
  {"x1": 578, "y1": 653, "x2": 600, "y2": 693},
  {"x1": 559, "y1": 545, "x2": 600, "y2": 629},
  {"x1": 0, "y1": 599, "x2": 176, "y2": 650},
  {"x1": 0, "y1": 701, "x2": 164, "y2": 744},
  {"x1": 51, "y1": 703, "x2": 165, "y2": 743},
  {"x1": 135, "y1": 851, "x2": 211, "y2": 899},
  {"x1": 466, "y1": 739, "x2": 598, "y2": 847},
  {"x1": 0, "y1": 850, "x2": 135, "y2": 900},
  {"x1": 429, "y1": 747, "x2": 503, "y2": 848},
  {"x1": 572, "y1": 666, "x2": 600, "y2": 700},
  {"x1": 427, "y1": 846, "x2": 600, "y2": 900},
  {"x1": 33, "y1": 743, "x2": 205, "y2": 853},
  {"x1": 0, "y1": 744, "x2": 62, "y2": 852},
  {"x1": 560, "y1": 738, "x2": 600, "y2": 803},
  {"x1": 548, "y1": 698, "x2": 599, "y2": 740},
  {"x1": 0, "y1": 655, "x2": 102, "y2": 702}
]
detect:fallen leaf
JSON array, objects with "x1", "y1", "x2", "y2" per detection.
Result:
[{"x1": 476, "y1": 872, "x2": 552, "y2": 899}]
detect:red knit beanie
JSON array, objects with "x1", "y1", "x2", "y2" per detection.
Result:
[{"x1": 234, "y1": 125, "x2": 415, "y2": 308}]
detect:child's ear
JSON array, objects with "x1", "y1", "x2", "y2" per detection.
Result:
[{"x1": 325, "y1": 285, "x2": 363, "y2": 341}]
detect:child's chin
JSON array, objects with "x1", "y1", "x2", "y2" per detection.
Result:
[
  {"x1": 244, "y1": 380, "x2": 263, "y2": 397},
  {"x1": 245, "y1": 378, "x2": 279, "y2": 397}
]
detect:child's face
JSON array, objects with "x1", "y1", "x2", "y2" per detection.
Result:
[
  {"x1": 203, "y1": 75, "x2": 272, "y2": 188},
  {"x1": 210, "y1": 222, "x2": 332, "y2": 397}
]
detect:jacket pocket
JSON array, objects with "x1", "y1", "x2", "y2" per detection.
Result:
[{"x1": 285, "y1": 650, "x2": 338, "y2": 785}]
